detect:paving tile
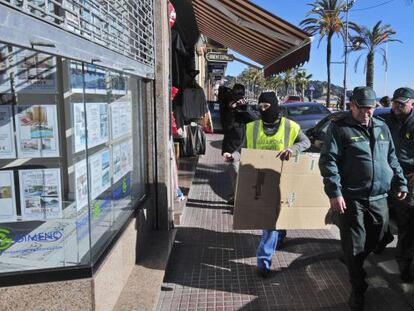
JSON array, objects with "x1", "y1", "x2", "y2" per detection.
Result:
[{"x1": 155, "y1": 134, "x2": 412, "y2": 311}]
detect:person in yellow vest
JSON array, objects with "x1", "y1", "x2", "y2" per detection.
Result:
[{"x1": 246, "y1": 91, "x2": 310, "y2": 277}]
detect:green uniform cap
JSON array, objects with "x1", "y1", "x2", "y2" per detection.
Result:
[
  {"x1": 392, "y1": 87, "x2": 414, "y2": 103},
  {"x1": 352, "y1": 86, "x2": 376, "y2": 108}
]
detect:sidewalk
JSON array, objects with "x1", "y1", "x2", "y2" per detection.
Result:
[{"x1": 156, "y1": 134, "x2": 414, "y2": 311}]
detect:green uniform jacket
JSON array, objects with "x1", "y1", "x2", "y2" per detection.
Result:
[
  {"x1": 319, "y1": 112, "x2": 408, "y2": 201},
  {"x1": 382, "y1": 110, "x2": 414, "y2": 174}
]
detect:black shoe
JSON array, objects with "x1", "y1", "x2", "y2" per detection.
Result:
[
  {"x1": 348, "y1": 291, "x2": 365, "y2": 311},
  {"x1": 257, "y1": 268, "x2": 270, "y2": 278},
  {"x1": 400, "y1": 266, "x2": 413, "y2": 283},
  {"x1": 373, "y1": 234, "x2": 394, "y2": 254}
]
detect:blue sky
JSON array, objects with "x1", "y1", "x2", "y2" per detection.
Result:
[{"x1": 226, "y1": 0, "x2": 414, "y2": 97}]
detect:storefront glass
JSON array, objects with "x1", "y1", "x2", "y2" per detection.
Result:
[{"x1": 0, "y1": 43, "x2": 147, "y2": 274}]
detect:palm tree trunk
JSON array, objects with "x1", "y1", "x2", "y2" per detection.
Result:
[
  {"x1": 326, "y1": 33, "x2": 333, "y2": 106},
  {"x1": 366, "y1": 52, "x2": 374, "y2": 88}
]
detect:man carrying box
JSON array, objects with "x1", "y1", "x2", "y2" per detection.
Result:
[
  {"x1": 245, "y1": 92, "x2": 310, "y2": 278},
  {"x1": 319, "y1": 86, "x2": 408, "y2": 311}
]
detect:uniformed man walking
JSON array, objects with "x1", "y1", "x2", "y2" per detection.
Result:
[
  {"x1": 382, "y1": 87, "x2": 414, "y2": 283},
  {"x1": 319, "y1": 87, "x2": 408, "y2": 311},
  {"x1": 245, "y1": 91, "x2": 310, "y2": 277}
]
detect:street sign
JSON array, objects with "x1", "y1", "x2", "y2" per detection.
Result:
[
  {"x1": 309, "y1": 85, "x2": 315, "y2": 91},
  {"x1": 211, "y1": 68, "x2": 224, "y2": 74},
  {"x1": 206, "y1": 52, "x2": 234, "y2": 62}
]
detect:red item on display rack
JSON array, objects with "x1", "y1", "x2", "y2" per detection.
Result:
[
  {"x1": 171, "y1": 86, "x2": 179, "y2": 100},
  {"x1": 172, "y1": 112, "x2": 178, "y2": 136},
  {"x1": 168, "y1": 1, "x2": 176, "y2": 28}
]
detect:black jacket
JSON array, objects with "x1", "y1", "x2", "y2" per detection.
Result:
[
  {"x1": 319, "y1": 113, "x2": 407, "y2": 200},
  {"x1": 220, "y1": 102, "x2": 258, "y2": 154},
  {"x1": 382, "y1": 110, "x2": 414, "y2": 174}
]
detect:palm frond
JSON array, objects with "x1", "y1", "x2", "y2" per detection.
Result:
[
  {"x1": 379, "y1": 47, "x2": 388, "y2": 71},
  {"x1": 354, "y1": 54, "x2": 363, "y2": 73}
]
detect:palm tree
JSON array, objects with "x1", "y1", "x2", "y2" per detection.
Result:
[
  {"x1": 300, "y1": 0, "x2": 346, "y2": 106},
  {"x1": 349, "y1": 21, "x2": 401, "y2": 88},
  {"x1": 295, "y1": 70, "x2": 313, "y2": 99},
  {"x1": 238, "y1": 67, "x2": 263, "y2": 97},
  {"x1": 282, "y1": 69, "x2": 295, "y2": 96},
  {"x1": 263, "y1": 75, "x2": 283, "y2": 94}
]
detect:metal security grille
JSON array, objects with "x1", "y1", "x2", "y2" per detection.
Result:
[{"x1": 0, "y1": 0, "x2": 155, "y2": 68}]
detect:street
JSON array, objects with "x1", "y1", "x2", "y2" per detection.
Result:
[{"x1": 156, "y1": 134, "x2": 414, "y2": 311}]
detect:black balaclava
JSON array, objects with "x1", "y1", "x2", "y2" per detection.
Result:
[{"x1": 258, "y1": 92, "x2": 280, "y2": 124}]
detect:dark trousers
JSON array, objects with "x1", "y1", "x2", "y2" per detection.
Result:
[
  {"x1": 338, "y1": 198, "x2": 389, "y2": 292},
  {"x1": 395, "y1": 201, "x2": 414, "y2": 271}
]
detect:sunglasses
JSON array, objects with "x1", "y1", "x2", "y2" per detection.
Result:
[{"x1": 392, "y1": 101, "x2": 409, "y2": 107}]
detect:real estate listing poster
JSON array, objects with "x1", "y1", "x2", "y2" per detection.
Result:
[
  {"x1": 0, "y1": 105, "x2": 16, "y2": 159},
  {"x1": 19, "y1": 169, "x2": 63, "y2": 220},
  {"x1": 109, "y1": 72, "x2": 127, "y2": 95},
  {"x1": 73, "y1": 103, "x2": 86, "y2": 152},
  {"x1": 112, "y1": 138, "x2": 133, "y2": 184},
  {"x1": 0, "y1": 44, "x2": 12, "y2": 94},
  {"x1": 0, "y1": 171, "x2": 17, "y2": 223},
  {"x1": 84, "y1": 64, "x2": 106, "y2": 94},
  {"x1": 110, "y1": 101, "x2": 132, "y2": 140},
  {"x1": 74, "y1": 159, "x2": 88, "y2": 211},
  {"x1": 16, "y1": 105, "x2": 60, "y2": 158},
  {"x1": 86, "y1": 103, "x2": 108, "y2": 148},
  {"x1": 69, "y1": 62, "x2": 84, "y2": 93},
  {"x1": 88, "y1": 149, "x2": 110, "y2": 200},
  {"x1": 13, "y1": 49, "x2": 57, "y2": 93},
  {"x1": 70, "y1": 62, "x2": 106, "y2": 94}
]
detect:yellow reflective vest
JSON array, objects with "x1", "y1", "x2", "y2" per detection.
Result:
[{"x1": 246, "y1": 117, "x2": 300, "y2": 151}]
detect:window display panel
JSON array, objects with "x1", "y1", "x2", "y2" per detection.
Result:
[
  {"x1": 0, "y1": 47, "x2": 91, "y2": 274},
  {"x1": 0, "y1": 47, "x2": 148, "y2": 277}
]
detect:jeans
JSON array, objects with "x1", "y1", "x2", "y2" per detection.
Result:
[{"x1": 256, "y1": 229, "x2": 287, "y2": 270}]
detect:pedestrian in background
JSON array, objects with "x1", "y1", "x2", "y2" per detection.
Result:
[
  {"x1": 221, "y1": 84, "x2": 257, "y2": 205},
  {"x1": 319, "y1": 86, "x2": 408, "y2": 311},
  {"x1": 245, "y1": 91, "x2": 310, "y2": 278},
  {"x1": 379, "y1": 95, "x2": 391, "y2": 107},
  {"x1": 381, "y1": 87, "x2": 414, "y2": 283}
]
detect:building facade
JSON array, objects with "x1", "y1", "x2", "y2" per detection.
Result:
[{"x1": 0, "y1": 0, "x2": 172, "y2": 309}]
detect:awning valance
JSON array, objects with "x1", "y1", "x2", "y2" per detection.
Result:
[{"x1": 191, "y1": 0, "x2": 312, "y2": 77}]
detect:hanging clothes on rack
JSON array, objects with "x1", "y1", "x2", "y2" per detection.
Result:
[{"x1": 181, "y1": 82, "x2": 207, "y2": 124}]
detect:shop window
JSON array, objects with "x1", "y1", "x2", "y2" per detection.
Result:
[{"x1": 0, "y1": 43, "x2": 147, "y2": 275}]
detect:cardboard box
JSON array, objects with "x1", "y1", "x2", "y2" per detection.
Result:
[{"x1": 233, "y1": 149, "x2": 330, "y2": 230}]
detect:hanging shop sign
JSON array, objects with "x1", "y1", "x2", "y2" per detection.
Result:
[{"x1": 205, "y1": 52, "x2": 234, "y2": 62}]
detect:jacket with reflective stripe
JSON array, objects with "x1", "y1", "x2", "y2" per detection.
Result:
[{"x1": 246, "y1": 117, "x2": 300, "y2": 151}]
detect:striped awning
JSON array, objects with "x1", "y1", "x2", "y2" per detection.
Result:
[{"x1": 191, "y1": 0, "x2": 312, "y2": 77}]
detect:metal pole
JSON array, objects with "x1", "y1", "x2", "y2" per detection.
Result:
[{"x1": 343, "y1": 0, "x2": 349, "y2": 110}]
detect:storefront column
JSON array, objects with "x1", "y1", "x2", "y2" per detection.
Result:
[{"x1": 153, "y1": 0, "x2": 173, "y2": 230}]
